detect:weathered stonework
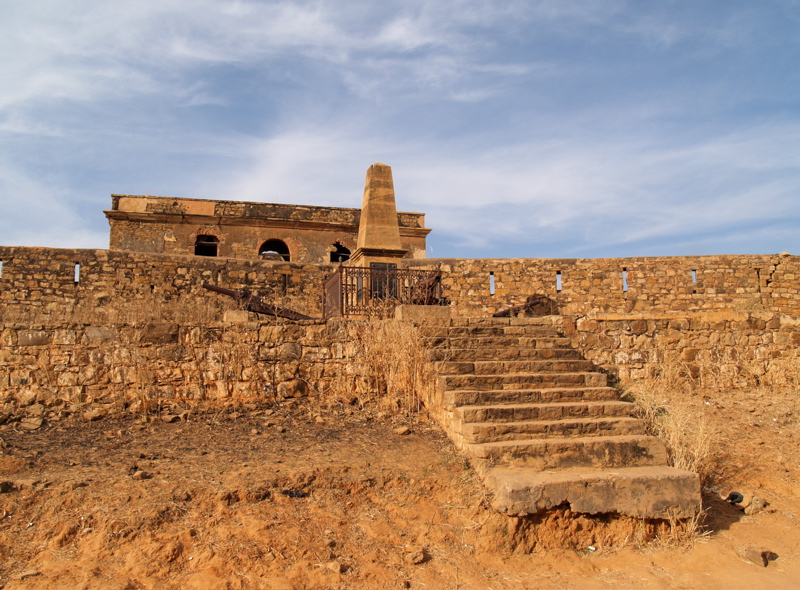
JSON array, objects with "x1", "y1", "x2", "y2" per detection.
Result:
[{"x1": 106, "y1": 195, "x2": 430, "y2": 263}]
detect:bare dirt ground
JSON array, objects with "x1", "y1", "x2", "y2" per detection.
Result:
[{"x1": 0, "y1": 390, "x2": 798, "y2": 590}]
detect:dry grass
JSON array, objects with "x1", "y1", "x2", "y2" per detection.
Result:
[
  {"x1": 627, "y1": 352, "x2": 800, "y2": 488},
  {"x1": 326, "y1": 319, "x2": 436, "y2": 413},
  {"x1": 627, "y1": 370, "x2": 713, "y2": 484}
]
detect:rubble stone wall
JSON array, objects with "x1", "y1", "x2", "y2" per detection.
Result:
[
  {"x1": 560, "y1": 311, "x2": 800, "y2": 386},
  {"x1": 0, "y1": 246, "x2": 332, "y2": 321},
  {"x1": 0, "y1": 317, "x2": 363, "y2": 405},
  {"x1": 408, "y1": 254, "x2": 800, "y2": 318}
]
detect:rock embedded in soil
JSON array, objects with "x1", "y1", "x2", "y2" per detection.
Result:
[
  {"x1": 742, "y1": 546, "x2": 778, "y2": 567},
  {"x1": 83, "y1": 408, "x2": 106, "y2": 422},
  {"x1": 393, "y1": 426, "x2": 411, "y2": 435},
  {"x1": 19, "y1": 416, "x2": 43, "y2": 430},
  {"x1": 745, "y1": 497, "x2": 769, "y2": 515}
]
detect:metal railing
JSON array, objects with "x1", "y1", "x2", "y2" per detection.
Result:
[{"x1": 323, "y1": 267, "x2": 445, "y2": 318}]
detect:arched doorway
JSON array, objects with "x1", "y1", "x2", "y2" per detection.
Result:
[
  {"x1": 330, "y1": 242, "x2": 351, "y2": 263},
  {"x1": 195, "y1": 235, "x2": 219, "y2": 257},
  {"x1": 259, "y1": 239, "x2": 290, "y2": 261}
]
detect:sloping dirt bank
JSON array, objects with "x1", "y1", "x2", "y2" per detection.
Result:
[{"x1": 0, "y1": 397, "x2": 798, "y2": 589}]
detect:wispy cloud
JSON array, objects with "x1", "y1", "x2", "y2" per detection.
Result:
[{"x1": 1, "y1": 1, "x2": 799, "y2": 259}]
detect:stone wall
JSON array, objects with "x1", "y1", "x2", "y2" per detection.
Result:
[
  {"x1": 0, "y1": 317, "x2": 366, "y2": 406},
  {"x1": 0, "y1": 246, "x2": 331, "y2": 321},
  {"x1": 408, "y1": 254, "x2": 800, "y2": 318},
  {"x1": 561, "y1": 311, "x2": 800, "y2": 386}
]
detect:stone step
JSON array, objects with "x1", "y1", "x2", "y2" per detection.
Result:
[
  {"x1": 432, "y1": 336, "x2": 573, "y2": 350},
  {"x1": 444, "y1": 371, "x2": 608, "y2": 391},
  {"x1": 483, "y1": 465, "x2": 702, "y2": 519},
  {"x1": 435, "y1": 359, "x2": 595, "y2": 375},
  {"x1": 419, "y1": 325, "x2": 563, "y2": 338},
  {"x1": 462, "y1": 416, "x2": 646, "y2": 444},
  {"x1": 448, "y1": 317, "x2": 562, "y2": 328},
  {"x1": 448, "y1": 386, "x2": 621, "y2": 408},
  {"x1": 427, "y1": 347, "x2": 585, "y2": 362},
  {"x1": 468, "y1": 434, "x2": 667, "y2": 470},
  {"x1": 457, "y1": 400, "x2": 634, "y2": 423}
]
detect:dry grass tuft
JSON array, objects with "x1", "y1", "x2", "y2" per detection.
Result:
[
  {"x1": 626, "y1": 363, "x2": 714, "y2": 485},
  {"x1": 326, "y1": 319, "x2": 435, "y2": 413}
]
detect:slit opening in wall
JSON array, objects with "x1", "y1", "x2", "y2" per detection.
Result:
[
  {"x1": 556, "y1": 271, "x2": 562, "y2": 293},
  {"x1": 622, "y1": 268, "x2": 628, "y2": 293},
  {"x1": 281, "y1": 273, "x2": 289, "y2": 296},
  {"x1": 0, "y1": 260, "x2": 3, "y2": 279},
  {"x1": 489, "y1": 272, "x2": 496, "y2": 296},
  {"x1": 692, "y1": 269, "x2": 697, "y2": 294},
  {"x1": 74, "y1": 263, "x2": 80, "y2": 284}
]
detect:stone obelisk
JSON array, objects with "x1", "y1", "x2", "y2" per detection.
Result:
[{"x1": 348, "y1": 163, "x2": 407, "y2": 267}]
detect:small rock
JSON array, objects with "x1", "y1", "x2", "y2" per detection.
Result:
[
  {"x1": 738, "y1": 491, "x2": 754, "y2": 509},
  {"x1": 404, "y1": 545, "x2": 426, "y2": 565},
  {"x1": 14, "y1": 570, "x2": 41, "y2": 581},
  {"x1": 315, "y1": 416, "x2": 325, "y2": 424},
  {"x1": 26, "y1": 404, "x2": 45, "y2": 417},
  {"x1": 132, "y1": 470, "x2": 153, "y2": 481},
  {"x1": 0, "y1": 481, "x2": 17, "y2": 493},
  {"x1": 161, "y1": 414, "x2": 180, "y2": 424},
  {"x1": 83, "y1": 408, "x2": 106, "y2": 422},
  {"x1": 19, "y1": 416, "x2": 43, "y2": 430},
  {"x1": 743, "y1": 546, "x2": 777, "y2": 567},
  {"x1": 250, "y1": 428, "x2": 260, "y2": 435},
  {"x1": 326, "y1": 561, "x2": 344, "y2": 574},
  {"x1": 393, "y1": 426, "x2": 411, "y2": 436},
  {"x1": 278, "y1": 426, "x2": 287, "y2": 433},
  {"x1": 745, "y1": 497, "x2": 769, "y2": 515}
]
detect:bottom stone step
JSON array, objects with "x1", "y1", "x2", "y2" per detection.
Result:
[
  {"x1": 484, "y1": 465, "x2": 701, "y2": 519},
  {"x1": 468, "y1": 435, "x2": 667, "y2": 469}
]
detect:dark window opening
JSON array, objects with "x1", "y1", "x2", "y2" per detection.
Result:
[
  {"x1": 330, "y1": 242, "x2": 351, "y2": 263},
  {"x1": 195, "y1": 235, "x2": 219, "y2": 257},
  {"x1": 259, "y1": 239, "x2": 290, "y2": 261}
]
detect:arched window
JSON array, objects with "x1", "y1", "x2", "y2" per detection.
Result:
[
  {"x1": 330, "y1": 242, "x2": 351, "y2": 263},
  {"x1": 259, "y1": 239, "x2": 290, "y2": 261},
  {"x1": 195, "y1": 234, "x2": 219, "y2": 257}
]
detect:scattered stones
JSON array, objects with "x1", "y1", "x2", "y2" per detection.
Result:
[
  {"x1": 19, "y1": 416, "x2": 43, "y2": 430},
  {"x1": 132, "y1": 470, "x2": 153, "y2": 481},
  {"x1": 26, "y1": 404, "x2": 45, "y2": 417},
  {"x1": 742, "y1": 546, "x2": 778, "y2": 567},
  {"x1": 393, "y1": 426, "x2": 411, "y2": 436},
  {"x1": 326, "y1": 561, "x2": 344, "y2": 574},
  {"x1": 279, "y1": 489, "x2": 308, "y2": 499},
  {"x1": 403, "y1": 545, "x2": 427, "y2": 565},
  {"x1": 277, "y1": 378, "x2": 308, "y2": 399},
  {"x1": 0, "y1": 481, "x2": 17, "y2": 493},
  {"x1": 83, "y1": 408, "x2": 107, "y2": 422},
  {"x1": 745, "y1": 497, "x2": 769, "y2": 515}
]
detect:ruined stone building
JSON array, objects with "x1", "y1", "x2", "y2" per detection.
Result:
[{"x1": 105, "y1": 189, "x2": 430, "y2": 264}]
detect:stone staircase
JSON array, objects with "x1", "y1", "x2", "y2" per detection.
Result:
[{"x1": 423, "y1": 316, "x2": 701, "y2": 519}]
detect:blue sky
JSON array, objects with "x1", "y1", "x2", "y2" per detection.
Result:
[{"x1": 2, "y1": 1, "x2": 799, "y2": 259}]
